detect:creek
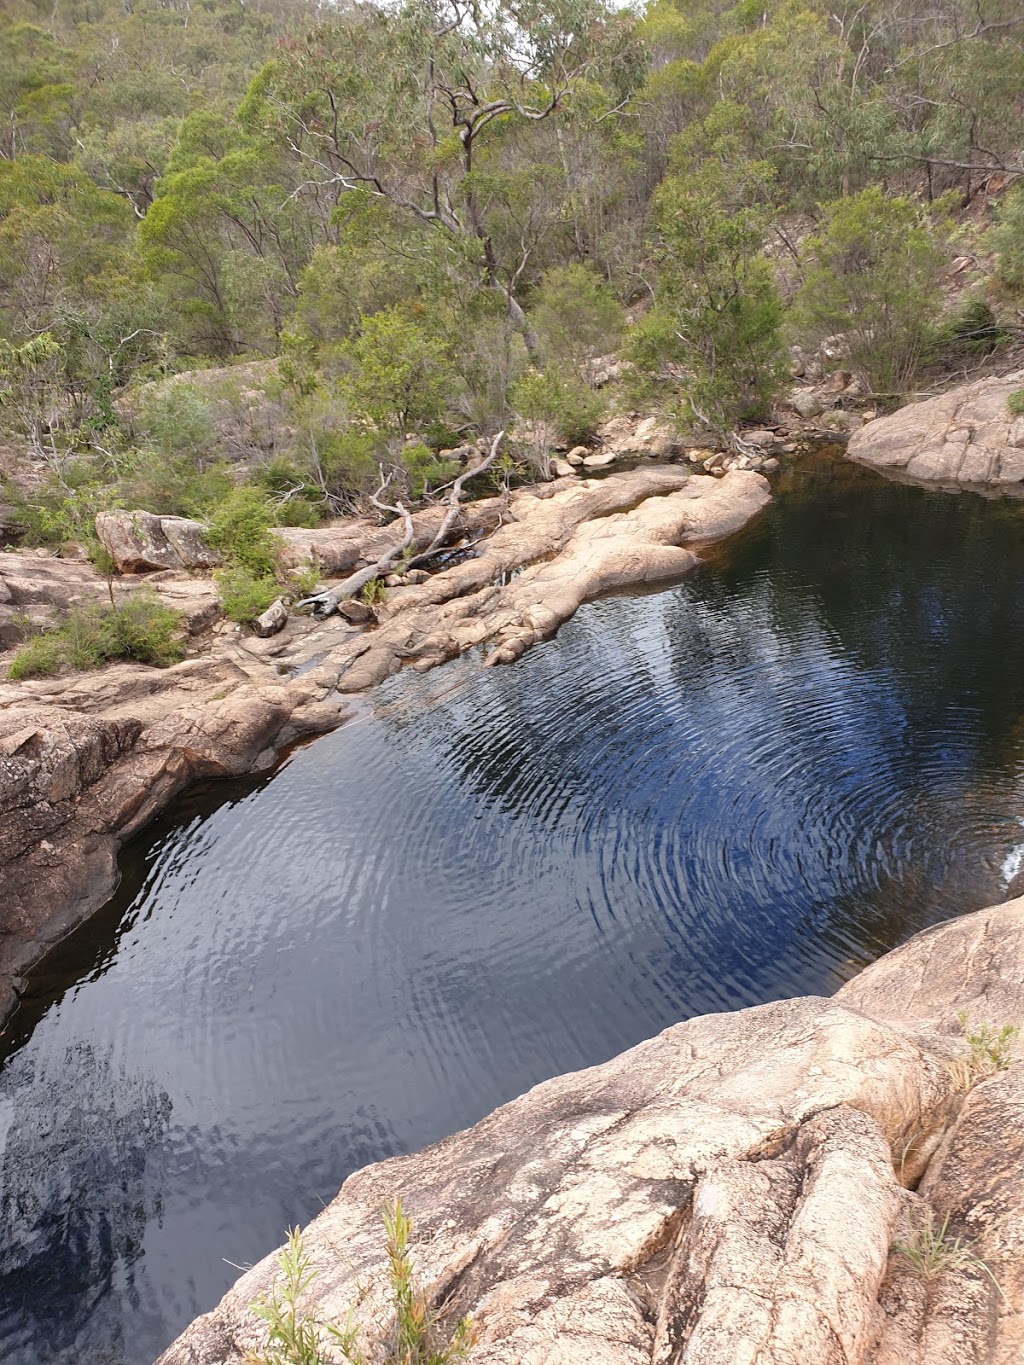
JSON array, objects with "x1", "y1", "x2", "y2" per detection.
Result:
[{"x1": 3, "y1": 449, "x2": 1024, "y2": 1363}]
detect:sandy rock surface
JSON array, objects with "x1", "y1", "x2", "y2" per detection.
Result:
[
  {"x1": 847, "y1": 371, "x2": 1024, "y2": 492},
  {"x1": 160, "y1": 895, "x2": 1024, "y2": 1365}
]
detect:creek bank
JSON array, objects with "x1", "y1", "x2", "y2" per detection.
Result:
[
  {"x1": 160, "y1": 892, "x2": 1024, "y2": 1365},
  {"x1": 847, "y1": 370, "x2": 1024, "y2": 494},
  {"x1": 0, "y1": 466, "x2": 770, "y2": 1028}
]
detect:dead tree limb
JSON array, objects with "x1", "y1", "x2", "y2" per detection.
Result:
[
  {"x1": 297, "y1": 469, "x2": 415, "y2": 618},
  {"x1": 406, "y1": 429, "x2": 505, "y2": 569}
]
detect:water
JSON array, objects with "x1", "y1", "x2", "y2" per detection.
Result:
[{"x1": 4, "y1": 450, "x2": 1024, "y2": 1363}]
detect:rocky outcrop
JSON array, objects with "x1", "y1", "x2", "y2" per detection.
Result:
[
  {"x1": 847, "y1": 371, "x2": 1024, "y2": 493},
  {"x1": 0, "y1": 658, "x2": 348, "y2": 1023},
  {"x1": 160, "y1": 895, "x2": 1024, "y2": 1365},
  {"x1": 303, "y1": 468, "x2": 770, "y2": 692},
  {"x1": 95, "y1": 510, "x2": 222, "y2": 573}
]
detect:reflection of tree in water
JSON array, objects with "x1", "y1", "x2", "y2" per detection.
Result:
[{"x1": 0, "y1": 1041, "x2": 171, "y2": 1362}]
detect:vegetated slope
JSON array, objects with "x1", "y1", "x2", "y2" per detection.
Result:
[{"x1": 0, "y1": 0, "x2": 1021, "y2": 557}]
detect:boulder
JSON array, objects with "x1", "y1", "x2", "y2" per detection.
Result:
[
  {"x1": 583, "y1": 451, "x2": 617, "y2": 469},
  {"x1": 847, "y1": 371, "x2": 1024, "y2": 492},
  {"x1": 549, "y1": 457, "x2": 578, "y2": 478},
  {"x1": 159, "y1": 894, "x2": 1024, "y2": 1365},
  {"x1": 565, "y1": 446, "x2": 588, "y2": 466},
  {"x1": 253, "y1": 598, "x2": 288, "y2": 638},
  {"x1": 788, "y1": 388, "x2": 827, "y2": 419},
  {"x1": 743, "y1": 429, "x2": 776, "y2": 449},
  {"x1": 95, "y1": 511, "x2": 220, "y2": 573}
]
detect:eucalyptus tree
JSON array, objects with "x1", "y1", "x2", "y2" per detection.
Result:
[{"x1": 244, "y1": 0, "x2": 644, "y2": 358}]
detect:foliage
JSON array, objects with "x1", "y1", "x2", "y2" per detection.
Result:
[
  {"x1": 512, "y1": 368, "x2": 606, "y2": 456},
  {"x1": 893, "y1": 1207, "x2": 1004, "y2": 1300},
  {"x1": 957, "y1": 1011, "x2": 1019, "y2": 1078},
  {"x1": 529, "y1": 264, "x2": 624, "y2": 383},
  {"x1": 340, "y1": 308, "x2": 456, "y2": 439},
  {"x1": 1007, "y1": 390, "x2": 1024, "y2": 417},
  {"x1": 628, "y1": 125, "x2": 787, "y2": 430},
  {"x1": 930, "y1": 296, "x2": 1008, "y2": 365},
  {"x1": 7, "y1": 591, "x2": 184, "y2": 679},
  {"x1": 986, "y1": 184, "x2": 1024, "y2": 297},
  {"x1": 791, "y1": 188, "x2": 952, "y2": 394},
  {"x1": 247, "y1": 1201, "x2": 475, "y2": 1365},
  {"x1": 205, "y1": 485, "x2": 281, "y2": 578},
  {"x1": 215, "y1": 566, "x2": 280, "y2": 626}
]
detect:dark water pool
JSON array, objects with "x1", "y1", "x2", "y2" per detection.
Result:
[{"x1": 4, "y1": 451, "x2": 1024, "y2": 1363}]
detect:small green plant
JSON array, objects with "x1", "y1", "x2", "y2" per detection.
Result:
[
  {"x1": 893, "y1": 1207, "x2": 1005, "y2": 1299},
  {"x1": 215, "y1": 566, "x2": 280, "y2": 625},
  {"x1": 7, "y1": 593, "x2": 185, "y2": 679},
  {"x1": 247, "y1": 1201, "x2": 475, "y2": 1365},
  {"x1": 1007, "y1": 390, "x2": 1024, "y2": 417},
  {"x1": 957, "y1": 1011, "x2": 1019, "y2": 1078},
  {"x1": 359, "y1": 576, "x2": 387, "y2": 606}
]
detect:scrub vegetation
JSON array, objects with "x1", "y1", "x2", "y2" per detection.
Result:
[{"x1": 0, "y1": 0, "x2": 1022, "y2": 557}]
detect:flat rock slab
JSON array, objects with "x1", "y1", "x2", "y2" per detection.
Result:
[
  {"x1": 847, "y1": 371, "x2": 1024, "y2": 493},
  {"x1": 160, "y1": 895, "x2": 1024, "y2": 1365}
]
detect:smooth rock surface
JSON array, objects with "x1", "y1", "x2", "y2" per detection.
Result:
[
  {"x1": 847, "y1": 371, "x2": 1024, "y2": 492},
  {"x1": 95, "y1": 511, "x2": 221, "y2": 573},
  {"x1": 160, "y1": 895, "x2": 1024, "y2": 1365}
]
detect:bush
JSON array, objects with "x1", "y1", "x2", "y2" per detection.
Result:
[
  {"x1": 930, "y1": 295, "x2": 1008, "y2": 364},
  {"x1": 401, "y1": 443, "x2": 459, "y2": 499},
  {"x1": 985, "y1": 184, "x2": 1024, "y2": 297},
  {"x1": 627, "y1": 131, "x2": 787, "y2": 431},
  {"x1": 7, "y1": 593, "x2": 185, "y2": 679},
  {"x1": 791, "y1": 187, "x2": 952, "y2": 393},
  {"x1": 214, "y1": 566, "x2": 280, "y2": 624},
  {"x1": 529, "y1": 264, "x2": 624, "y2": 384},
  {"x1": 205, "y1": 485, "x2": 281, "y2": 577},
  {"x1": 1007, "y1": 390, "x2": 1024, "y2": 417},
  {"x1": 512, "y1": 368, "x2": 606, "y2": 451}
]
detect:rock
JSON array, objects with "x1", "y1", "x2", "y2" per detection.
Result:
[
  {"x1": 339, "y1": 599, "x2": 375, "y2": 623},
  {"x1": 0, "y1": 578, "x2": 10, "y2": 604},
  {"x1": 549, "y1": 457, "x2": 578, "y2": 478},
  {"x1": 847, "y1": 371, "x2": 1024, "y2": 492},
  {"x1": 95, "y1": 511, "x2": 220, "y2": 573},
  {"x1": 161, "y1": 517, "x2": 221, "y2": 569},
  {"x1": 743, "y1": 429, "x2": 776, "y2": 449},
  {"x1": 327, "y1": 468, "x2": 770, "y2": 690},
  {"x1": 253, "y1": 598, "x2": 287, "y2": 638},
  {"x1": 762, "y1": 457, "x2": 780, "y2": 472},
  {"x1": 780, "y1": 442, "x2": 799, "y2": 453},
  {"x1": 160, "y1": 894, "x2": 1024, "y2": 1365},
  {"x1": 702, "y1": 452, "x2": 727, "y2": 472},
  {"x1": 404, "y1": 569, "x2": 429, "y2": 585},
  {"x1": 565, "y1": 447, "x2": 589, "y2": 465},
  {"x1": 583, "y1": 451, "x2": 617, "y2": 469},
  {"x1": 789, "y1": 389, "x2": 826, "y2": 420},
  {"x1": 384, "y1": 573, "x2": 404, "y2": 587},
  {"x1": 823, "y1": 369, "x2": 853, "y2": 393}
]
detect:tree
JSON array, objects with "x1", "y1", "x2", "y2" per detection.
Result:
[
  {"x1": 339, "y1": 305, "x2": 456, "y2": 439},
  {"x1": 791, "y1": 186, "x2": 952, "y2": 394},
  {"x1": 246, "y1": 0, "x2": 643, "y2": 358},
  {"x1": 529, "y1": 262, "x2": 624, "y2": 383},
  {"x1": 627, "y1": 120, "x2": 787, "y2": 430}
]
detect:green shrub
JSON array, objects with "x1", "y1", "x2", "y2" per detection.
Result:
[
  {"x1": 215, "y1": 566, "x2": 280, "y2": 624},
  {"x1": 7, "y1": 593, "x2": 185, "y2": 679},
  {"x1": 930, "y1": 296, "x2": 1008, "y2": 364},
  {"x1": 1007, "y1": 390, "x2": 1024, "y2": 417},
  {"x1": 205, "y1": 486, "x2": 281, "y2": 578},
  {"x1": 985, "y1": 184, "x2": 1024, "y2": 297},
  {"x1": 529, "y1": 264, "x2": 624, "y2": 384},
  {"x1": 511, "y1": 368, "x2": 606, "y2": 449},
  {"x1": 791, "y1": 187, "x2": 952, "y2": 393},
  {"x1": 401, "y1": 443, "x2": 459, "y2": 499}
]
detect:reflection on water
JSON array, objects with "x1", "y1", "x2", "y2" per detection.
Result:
[{"x1": 3, "y1": 450, "x2": 1024, "y2": 1363}]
